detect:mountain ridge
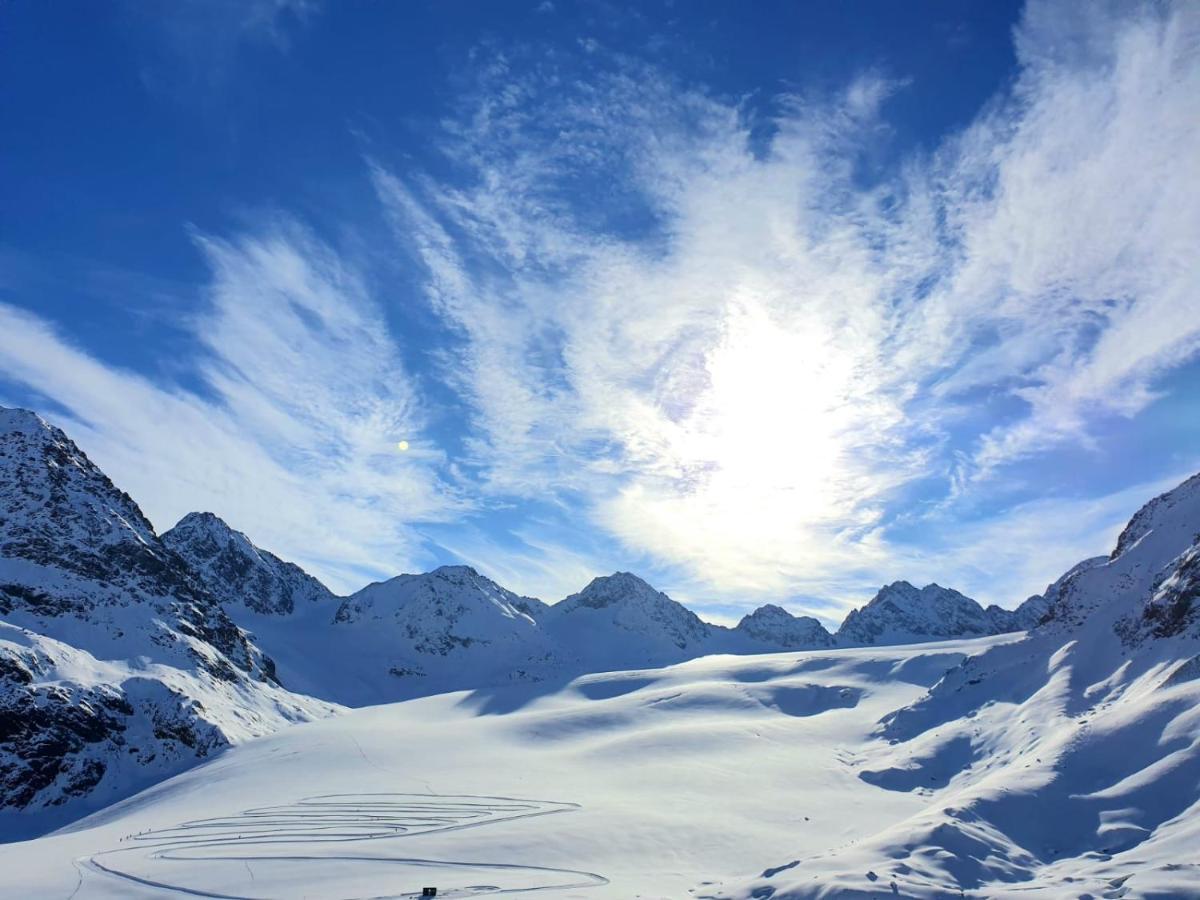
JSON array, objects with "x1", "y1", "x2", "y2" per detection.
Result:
[
  {"x1": 6, "y1": 404, "x2": 1188, "y2": 843},
  {"x1": 0, "y1": 409, "x2": 337, "y2": 835}
]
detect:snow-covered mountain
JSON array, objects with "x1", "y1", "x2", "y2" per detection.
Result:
[
  {"x1": 832, "y1": 580, "x2": 1053, "y2": 647},
  {"x1": 0, "y1": 404, "x2": 1031, "y2": 716},
  {"x1": 162, "y1": 511, "x2": 336, "y2": 616},
  {"x1": 0, "y1": 409, "x2": 336, "y2": 836},
  {"x1": 544, "y1": 572, "x2": 717, "y2": 669},
  {"x1": 0, "y1": 409, "x2": 264, "y2": 678},
  {"x1": 324, "y1": 565, "x2": 562, "y2": 699},
  {"x1": 213, "y1": 567, "x2": 734, "y2": 705},
  {"x1": 7, "y1": 405, "x2": 1200, "y2": 897},
  {"x1": 834, "y1": 581, "x2": 995, "y2": 646},
  {"x1": 734, "y1": 604, "x2": 834, "y2": 649},
  {"x1": 712, "y1": 470, "x2": 1200, "y2": 898},
  {"x1": 0, "y1": 404, "x2": 1091, "y2": 840}
]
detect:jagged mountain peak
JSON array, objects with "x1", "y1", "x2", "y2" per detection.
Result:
[
  {"x1": 334, "y1": 564, "x2": 537, "y2": 627},
  {"x1": 836, "y1": 580, "x2": 993, "y2": 646},
  {"x1": 0, "y1": 406, "x2": 53, "y2": 433},
  {"x1": 168, "y1": 512, "x2": 260, "y2": 558},
  {"x1": 174, "y1": 510, "x2": 239, "y2": 533},
  {"x1": 0, "y1": 405, "x2": 158, "y2": 558},
  {"x1": 870, "y1": 581, "x2": 964, "y2": 605},
  {"x1": 1046, "y1": 470, "x2": 1200, "y2": 633},
  {"x1": 562, "y1": 571, "x2": 672, "y2": 610},
  {"x1": 735, "y1": 604, "x2": 833, "y2": 649},
  {"x1": 429, "y1": 564, "x2": 481, "y2": 577},
  {"x1": 550, "y1": 572, "x2": 711, "y2": 657},
  {"x1": 0, "y1": 409, "x2": 273, "y2": 681},
  {"x1": 1111, "y1": 471, "x2": 1200, "y2": 560},
  {"x1": 162, "y1": 512, "x2": 335, "y2": 617}
]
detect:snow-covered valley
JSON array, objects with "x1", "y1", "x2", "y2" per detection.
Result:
[
  {"x1": 3, "y1": 406, "x2": 1200, "y2": 898},
  {"x1": 1, "y1": 636, "x2": 1017, "y2": 899},
  {"x1": 6, "y1": 627, "x2": 1199, "y2": 899}
]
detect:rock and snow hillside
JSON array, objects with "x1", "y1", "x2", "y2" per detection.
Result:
[
  {"x1": 162, "y1": 512, "x2": 336, "y2": 616},
  {"x1": 0, "y1": 410, "x2": 336, "y2": 837},
  {"x1": 832, "y1": 580, "x2": 1053, "y2": 647},
  {"x1": 323, "y1": 565, "x2": 563, "y2": 701},
  {"x1": 836, "y1": 581, "x2": 991, "y2": 645},
  {"x1": 734, "y1": 604, "x2": 834, "y2": 649}
]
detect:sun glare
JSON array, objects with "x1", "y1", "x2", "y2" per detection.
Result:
[{"x1": 609, "y1": 300, "x2": 865, "y2": 580}]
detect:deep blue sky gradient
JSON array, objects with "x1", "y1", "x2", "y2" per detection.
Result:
[{"x1": 2, "y1": 1, "x2": 1196, "y2": 622}]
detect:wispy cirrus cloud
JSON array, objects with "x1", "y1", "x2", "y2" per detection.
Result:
[
  {"x1": 0, "y1": 223, "x2": 459, "y2": 592},
  {"x1": 931, "y1": 2, "x2": 1200, "y2": 479},
  {"x1": 2, "y1": 0, "x2": 1195, "y2": 616},
  {"x1": 373, "y1": 0, "x2": 1200, "y2": 604}
]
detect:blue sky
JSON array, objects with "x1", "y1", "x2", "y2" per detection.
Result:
[{"x1": 2, "y1": 1, "x2": 1198, "y2": 624}]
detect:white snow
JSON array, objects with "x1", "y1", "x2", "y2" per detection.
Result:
[
  {"x1": 5, "y1": 406, "x2": 1200, "y2": 898},
  {"x1": 0, "y1": 636, "x2": 1018, "y2": 899}
]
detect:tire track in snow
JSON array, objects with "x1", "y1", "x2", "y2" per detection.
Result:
[{"x1": 79, "y1": 793, "x2": 607, "y2": 898}]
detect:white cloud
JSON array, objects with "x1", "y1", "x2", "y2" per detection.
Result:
[
  {"x1": 4, "y1": 0, "x2": 1194, "y2": 612},
  {"x1": 0, "y1": 224, "x2": 460, "y2": 593},
  {"x1": 376, "y1": 0, "x2": 1200, "y2": 602},
  {"x1": 939, "y1": 2, "x2": 1200, "y2": 476}
]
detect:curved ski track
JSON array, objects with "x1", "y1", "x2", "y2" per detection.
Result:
[{"x1": 75, "y1": 793, "x2": 608, "y2": 898}]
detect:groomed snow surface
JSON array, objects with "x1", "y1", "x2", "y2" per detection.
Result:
[{"x1": 5, "y1": 628, "x2": 1199, "y2": 899}]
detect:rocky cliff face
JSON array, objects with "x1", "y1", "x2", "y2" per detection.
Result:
[
  {"x1": 835, "y1": 582, "x2": 994, "y2": 646},
  {"x1": 0, "y1": 409, "x2": 269, "y2": 681},
  {"x1": 162, "y1": 512, "x2": 336, "y2": 616},
  {"x1": 735, "y1": 604, "x2": 833, "y2": 649},
  {"x1": 0, "y1": 409, "x2": 335, "y2": 832}
]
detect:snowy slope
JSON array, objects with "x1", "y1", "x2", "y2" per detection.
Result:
[
  {"x1": 6, "y1": 468, "x2": 1199, "y2": 897},
  {"x1": 709, "y1": 471, "x2": 1200, "y2": 899},
  {"x1": 0, "y1": 408, "x2": 337, "y2": 835},
  {"x1": 0, "y1": 636, "x2": 1009, "y2": 899}
]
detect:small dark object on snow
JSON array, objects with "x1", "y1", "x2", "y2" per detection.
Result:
[{"x1": 422, "y1": 890, "x2": 437, "y2": 898}]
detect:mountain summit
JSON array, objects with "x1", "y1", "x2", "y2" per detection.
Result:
[
  {"x1": 835, "y1": 581, "x2": 994, "y2": 646},
  {"x1": 163, "y1": 511, "x2": 336, "y2": 616},
  {"x1": 735, "y1": 604, "x2": 834, "y2": 649},
  {"x1": 546, "y1": 572, "x2": 714, "y2": 667},
  {"x1": 0, "y1": 408, "x2": 334, "y2": 831}
]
